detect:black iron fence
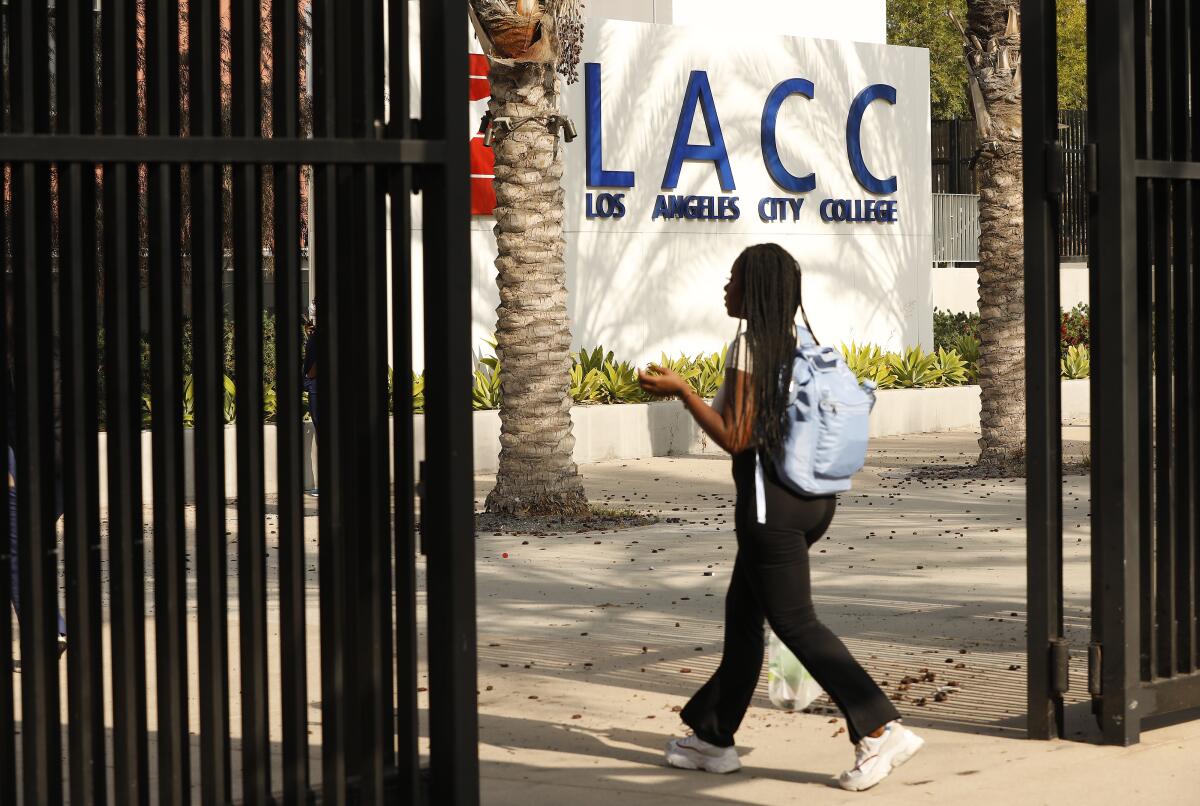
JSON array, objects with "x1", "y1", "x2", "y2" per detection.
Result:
[
  {"x1": 1024, "y1": 0, "x2": 1200, "y2": 746},
  {"x1": 1, "y1": 1, "x2": 476, "y2": 804},
  {"x1": 935, "y1": 111, "x2": 1088, "y2": 260},
  {"x1": 931, "y1": 118, "x2": 979, "y2": 195}
]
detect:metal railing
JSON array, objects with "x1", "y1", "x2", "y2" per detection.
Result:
[
  {"x1": 0, "y1": 1, "x2": 476, "y2": 803},
  {"x1": 934, "y1": 111, "x2": 1089, "y2": 260},
  {"x1": 932, "y1": 193, "x2": 980, "y2": 264}
]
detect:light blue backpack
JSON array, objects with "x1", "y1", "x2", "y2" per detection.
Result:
[{"x1": 760, "y1": 327, "x2": 875, "y2": 505}]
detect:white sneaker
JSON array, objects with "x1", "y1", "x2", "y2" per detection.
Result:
[
  {"x1": 838, "y1": 721, "x2": 924, "y2": 792},
  {"x1": 664, "y1": 733, "x2": 741, "y2": 774}
]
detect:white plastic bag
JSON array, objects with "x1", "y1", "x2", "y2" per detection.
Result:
[{"x1": 766, "y1": 628, "x2": 823, "y2": 711}]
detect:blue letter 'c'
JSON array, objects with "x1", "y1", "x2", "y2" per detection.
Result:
[
  {"x1": 761, "y1": 78, "x2": 816, "y2": 193},
  {"x1": 846, "y1": 84, "x2": 897, "y2": 194},
  {"x1": 586, "y1": 63, "x2": 635, "y2": 188},
  {"x1": 662, "y1": 71, "x2": 736, "y2": 192}
]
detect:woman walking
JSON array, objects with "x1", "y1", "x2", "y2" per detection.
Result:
[{"x1": 637, "y1": 243, "x2": 922, "y2": 792}]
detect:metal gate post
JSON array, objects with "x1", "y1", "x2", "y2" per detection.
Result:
[
  {"x1": 420, "y1": 0, "x2": 480, "y2": 802},
  {"x1": 1023, "y1": 0, "x2": 1067, "y2": 741},
  {"x1": 1088, "y1": 0, "x2": 1145, "y2": 746}
]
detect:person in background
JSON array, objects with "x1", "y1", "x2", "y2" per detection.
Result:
[
  {"x1": 303, "y1": 301, "x2": 318, "y2": 497},
  {"x1": 4, "y1": 284, "x2": 67, "y2": 658}
]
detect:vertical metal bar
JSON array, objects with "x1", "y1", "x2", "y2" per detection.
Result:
[
  {"x1": 1022, "y1": 0, "x2": 1065, "y2": 741},
  {"x1": 353, "y1": 0, "x2": 392, "y2": 791},
  {"x1": 387, "y1": 0, "x2": 421, "y2": 796},
  {"x1": 57, "y1": 0, "x2": 107, "y2": 802},
  {"x1": 231, "y1": 1, "x2": 271, "y2": 801},
  {"x1": 10, "y1": 0, "x2": 63, "y2": 799},
  {"x1": 146, "y1": 1, "x2": 190, "y2": 800},
  {"x1": 1190, "y1": 0, "x2": 1200, "y2": 675},
  {"x1": 1169, "y1": 0, "x2": 1195, "y2": 677},
  {"x1": 326, "y1": 0, "x2": 387, "y2": 797},
  {"x1": 102, "y1": 0, "x2": 151, "y2": 798},
  {"x1": 1150, "y1": 0, "x2": 1177, "y2": 682},
  {"x1": 0, "y1": 4, "x2": 15, "y2": 798},
  {"x1": 188, "y1": 0, "x2": 233, "y2": 799},
  {"x1": 420, "y1": 0, "x2": 479, "y2": 801},
  {"x1": 1137, "y1": 178, "x2": 1155, "y2": 682},
  {"x1": 312, "y1": 0, "x2": 347, "y2": 799},
  {"x1": 1137, "y1": 0, "x2": 1152, "y2": 159},
  {"x1": 1132, "y1": 6, "x2": 1154, "y2": 687},
  {"x1": 272, "y1": 0, "x2": 310, "y2": 801},
  {"x1": 1089, "y1": 0, "x2": 1145, "y2": 745}
]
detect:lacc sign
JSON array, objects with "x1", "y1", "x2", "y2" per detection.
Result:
[{"x1": 583, "y1": 63, "x2": 900, "y2": 225}]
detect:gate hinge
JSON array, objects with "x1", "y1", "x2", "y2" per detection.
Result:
[
  {"x1": 1088, "y1": 641, "x2": 1102, "y2": 696},
  {"x1": 1045, "y1": 142, "x2": 1065, "y2": 196},
  {"x1": 1085, "y1": 143, "x2": 1099, "y2": 194},
  {"x1": 1051, "y1": 638, "x2": 1070, "y2": 694}
]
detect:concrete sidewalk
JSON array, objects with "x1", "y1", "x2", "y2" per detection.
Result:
[
  {"x1": 11, "y1": 427, "x2": 1196, "y2": 803},
  {"x1": 462, "y1": 430, "x2": 1200, "y2": 805}
]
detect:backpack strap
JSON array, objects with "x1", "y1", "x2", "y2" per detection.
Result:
[{"x1": 755, "y1": 450, "x2": 768, "y2": 525}]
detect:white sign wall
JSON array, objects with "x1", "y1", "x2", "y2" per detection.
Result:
[{"x1": 427, "y1": 14, "x2": 933, "y2": 368}]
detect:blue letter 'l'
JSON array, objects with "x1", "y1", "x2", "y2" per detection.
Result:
[
  {"x1": 846, "y1": 84, "x2": 897, "y2": 194},
  {"x1": 662, "y1": 70, "x2": 736, "y2": 192},
  {"x1": 761, "y1": 78, "x2": 816, "y2": 193},
  {"x1": 586, "y1": 63, "x2": 635, "y2": 188}
]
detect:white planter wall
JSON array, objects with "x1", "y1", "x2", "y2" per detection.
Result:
[
  {"x1": 95, "y1": 381, "x2": 1090, "y2": 506},
  {"x1": 96, "y1": 423, "x2": 318, "y2": 509},
  {"x1": 456, "y1": 379, "x2": 1092, "y2": 475},
  {"x1": 933, "y1": 264, "x2": 1090, "y2": 315}
]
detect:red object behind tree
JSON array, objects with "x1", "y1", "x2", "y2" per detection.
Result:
[{"x1": 469, "y1": 53, "x2": 497, "y2": 216}]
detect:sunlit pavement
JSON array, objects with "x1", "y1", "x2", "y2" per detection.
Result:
[{"x1": 454, "y1": 429, "x2": 1200, "y2": 805}]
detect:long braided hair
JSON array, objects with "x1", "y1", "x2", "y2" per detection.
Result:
[{"x1": 734, "y1": 243, "x2": 817, "y2": 459}]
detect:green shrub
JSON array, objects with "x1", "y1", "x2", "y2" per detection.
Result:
[
  {"x1": 412, "y1": 372, "x2": 426, "y2": 414},
  {"x1": 687, "y1": 346, "x2": 727, "y2": 398},
  {"x1": 1061, "y1": 303, "x2": 1089, "y2": 356},
  {"x1": 113, "y1": 327, "x2": 1103, "y2": 431},
  {"x1": 657, "y1": 352, "x2": 701, "y2": 388},
  {"x1": 182, "y1": 376, "x2": 196, "y2": 428},
  {"x1": 596, "y1": 359, "x2": 647, "y2": 404},
  {"x1": 947, "y1": 333, "x2": 981, "y2": 382},
  {"x1": 840, "y1": 342, "x2": 896, "y2": 389},
  {"x1": 570, "y1": 363, "x2": 605, "y2": 403},
  {"x1": 887, "y1": 347, "x2": 941, "y2": 388},
  {"x1": 573, "y1": 346, "x2": 614, "y2": 377},
  {"x1": 472, "y1": 348, "x2": 502, "y2": 411},
  {"x1": 570, "y1": 346, "x2": 611, "y2": 403},
  {"x1": 931, "y1": 347, "x2": 970, "y2": 386},
  {"x1": 933, "y1": 308, "x2": 980, "y2": 352},
  {"x1": 262, "y1": 382, "x2": 278, "y2": 423},
  {"x1": 1061, "y1": 344, "x2": 1090, "y2": 380}
]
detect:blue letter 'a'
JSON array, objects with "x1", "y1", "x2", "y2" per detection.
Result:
[
  {"x1": 846, "y1": 84, "x2": 898, "y2": 194},
  {"x1": 761, "y1": 78, "x2": 816, "y2": 193},
  {"x1": 662, "y1": 71, "x2": 736, "y2": 192},
  {"x1": 585, "y1": 63, "x2": 635, "y2": 188}
]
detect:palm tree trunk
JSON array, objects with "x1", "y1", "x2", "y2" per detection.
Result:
[
  {"x1": 483, "y1": 61, "x2": 589, "y2": 516},
  {"x1": 966, "y1": 1, "x2": 1025, "y2": 464}
]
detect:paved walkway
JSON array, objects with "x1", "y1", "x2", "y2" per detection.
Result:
[
  {"x1": 463, "y1": 430, "x2": 1200, "y2": 805},
  {"x1": 10, "y1": 427, "x2": 1199, "y2": 803}
]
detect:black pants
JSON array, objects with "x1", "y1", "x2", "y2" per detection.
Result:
[{"x1": 681, "y1": 450, "x2": 899, "y2": 746}]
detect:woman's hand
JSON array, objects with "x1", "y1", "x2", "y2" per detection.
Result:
[{"x1": 638, "y1": 364, "x2": 687, "y2": 398}]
